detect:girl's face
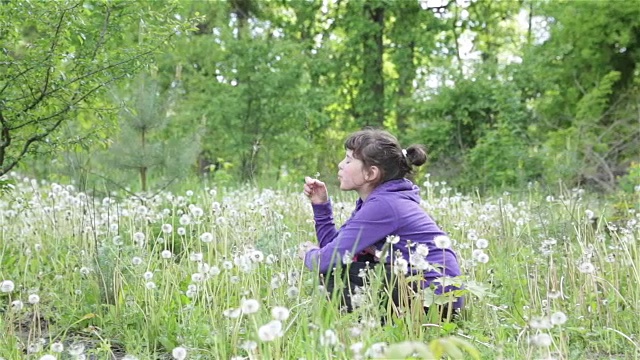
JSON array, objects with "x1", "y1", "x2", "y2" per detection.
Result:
[{"x1": 337, "y1": 149, "x2": 369, "y2": 193}]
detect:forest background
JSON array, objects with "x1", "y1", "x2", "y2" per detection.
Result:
[{"x1": 1, "y1": 0, "x2": 639, "y2": 195}]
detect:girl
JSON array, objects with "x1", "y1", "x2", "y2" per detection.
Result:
[{"x1": 299, "y1": 129, "x2": 463, "y2": 319}]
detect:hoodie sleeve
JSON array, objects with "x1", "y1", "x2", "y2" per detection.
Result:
[
  {"x1": 312, "y1": 201, "x2": 339, "y2": 248},
  {"x1": 305, "y1": 197, "x2": 398, "y2": 273}
]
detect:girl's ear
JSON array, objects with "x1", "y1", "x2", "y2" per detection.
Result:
[{"x1": 365, "y1": 165, "x2": 380, "y2": 183}]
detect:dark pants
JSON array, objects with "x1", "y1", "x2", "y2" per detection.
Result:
[{"x1": 322, "y1": 261, "x2": 460, "y2": 322}]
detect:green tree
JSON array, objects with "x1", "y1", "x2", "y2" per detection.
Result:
[{"x1": 0, "y1": 0, "x2": 192, "y2": 176}]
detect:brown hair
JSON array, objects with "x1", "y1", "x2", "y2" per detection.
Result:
[{"x1": 344, "y1": 128, "x2": 427, "y2": 184}]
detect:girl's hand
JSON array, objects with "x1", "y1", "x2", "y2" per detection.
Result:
[
  {"x1": 298, "y1": 241, "x2": 319, "y2": 260},
  {"x1": 303, "y1": 176, "x2": 329, "y2": 204}
]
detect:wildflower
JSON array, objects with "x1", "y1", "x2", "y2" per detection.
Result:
[
  {"x1": 132, "y1": 257, "x2": 143, "y2": 266},
  {"x1": 113, "y1": 236, "x2": 123, "y2": 246},
  {"x1": 50, "y1": 342, "x2": 64, "y2": 352},
  {"x1": 143, "y1": 271, "x2": 154, "y2": 281},
  {"x1": 145, "y1": 282, "x2": 156, "y2": 290},
  {"x1": 241, "y1": 299, "x2": 260, "y2": 314},
  {"x1": 191, "y1": 273, "x2": 204, "y2": 283},
  {"x1": 223, "y1": 308, "x2": 242, "y2": 318},
  {"x1": 122, "y1": 356, "x2": 139, "y2": 360},
  {"x1": 161, "y1": 250, "x2": 172, "y2": 259},
  {"x1": 266, "y1": 254, "x2": 278, "y2": 264},
  {"x1": 477, "y1": 252, "x2": 490, "y2": 264},
  {"x1": 386, "y1": 235, "x2": 400, "y2": 244},
  {"x1": 250, "y1": 250, "x2": 264, "y2": 263},
  {"x1": 434, "y1": 235, "x2": 451, "y2": 249},
  {"x1": 585, "y1": 210, "x2": 595, "y2": 220},
  {"x1": 179, "y1": 214, "x2": 191, "y2": 226},
  {"x1": 320, "y1": 329, "x2": 338, "y2": 347},
  {"x1": 209, "y1": 266, "x2": 221, "y2": 276},
  {"x1": 365, "y1": 342, "x2": 388, "y2": 358},
  {"x1": 551, "y1": 311, "x2": 567, "y2": 326},
  {"x1": 342, "y1": 251, "x2": 354, "y2": 265},
  {"x1": 11, "y1": 300, "x2": 24, "y2": 311},
  {"x1": 393, "y1": 258, "x2": 409, "y2": 275},
  {"x1": 415, "y1": 244, "x2": 429, "y2": 257},
  {"x1": 286, "y1": 286, "x2": 299, "y2": 298},
  {"x1": 200, "y1": 232, "x2": 213, "y2": 243},
  {"x1": 350, "y1": 342, "x2": 364, "y2": 354},
  {"x1": 177, "y1": 227, "x2": 186, "y2": 236},
  {"x1": 258, "y1": 320, "x2": 283, "y2": 341},
  {"x1": 271, "y1": 306, "x2": 290, "y2": 321},
  {"x1": 133, "y1": 232, "x2": 145, "y2": 246},
  {"x1": 240, "y1": 340, "x2": 257, "y2": 352},
  {"x1": 1, "y1": 280, "x2": 15, "y2": 293},
  {"x1": 172, "y1": 346, "x2": 187, "y2": 360},
  {"x1": 530, "y1": 333, "x2": 552, "y2": 347},
  {"x1": 189, "y1": 252, "x2": 203, "y2": 262},
  {"x1": 223, "y1": 261, "x2": 233, "y2": 270},
  {"x1": 578, "y1": 262, "x2": 596, "y2": 274},
  {"x1": 39, "y1": 355, "x2": 56, "y2": 360},
  {"x1": 475, "y1": 238, "x2": 489, "y2": 249},
  {"x1": 186, "y1": 190, "x2": 194, "y2": 197},
  {"x1": 28, "y1": 294, "x2": 40, "y2": 304},
  {"x1": 161, "y1": 224, "x2": 173, "y2": 234},
  {"x1": 190, "y1": 206, "x2": 203, "y2": 217},
  {"x1": 68, "y1": 344, "x2": 85, "y2": 356}
]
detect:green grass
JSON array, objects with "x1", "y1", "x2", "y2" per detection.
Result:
[{"x1": 0, "y1": 174, "x2": 639, "y2": 359}]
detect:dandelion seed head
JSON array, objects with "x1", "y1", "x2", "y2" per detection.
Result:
[
  {"x1": 578, "y1": 262, "x2": 595, "y2": 274},
  {"x1": 415, "y1": 244, "x2": 429, "y2": 257},
  {"x1": 39, "y1": 355, "x2": 56, "y2": 360},
  {"x1": 551, "y1": 311, "x2": 567, "y2": 326},
  {"x1": 200, "y1": 232, "x2": 213, "y2": 243},
  {"x1": 171, "y1": 346, "x2": 187, "y2": 360},
  {"x1": 476, "y1": 238, "x2": 489, "y2": 249},
  {"x1": 477, "y1": 252, "x2": 490, "y2": 264},
  {"x1": 530, "y1": 333, "x2": 552, "y2": 347},
  {"x1": 28, "y1": 294, "x2": 40, "y2": 304},
  {"x1": 177, "y1": 227, "x2": 186, "y2": 236},
  {"x1": 258, "y1": 320, "x2": 282, "y2": 342},
  {"x1": 434, "y1": 235, "x2": 451, "y2": 249},
  {"x1": 132, "y1": 257, "x2": 143, "y2": 266},
  {"x1": 145, "y1": 282, "x2": 156, "y2": 290},
  {"x1": 143, "y1": 271, "x2": 154, "y2": 280},
  {"x1": 271, "y1": 306, "x2": 290, "y2": 321},
  {"x1": 319, "y1": 329, "x2": 338, "y2": 347},
  {"x1": 11, "y1": 300, "x2": 24, "y2": 311},
  {"x1": 161, "y1": 224, "x2": 173, "y2": 234},
  {"x1": 189, "y1": 252, "x2": 203, "y2": 262},
  {"x1": 1, "y1": 280, "x2": 15, "y2": 293},
  {"x1": 241, "y1": 298, "x2": 260, "y2": 314},
  {"x1": 386, "y1": 235, "x2": 400, "y2": 244},
  {"x1": 50, "y1": 342, "x2": 64, "y2": 353},
  {"x1": 286, "y1": 286, "x2": 299, "y2": 298},
  {"x1": 223, "y1": 308, "x2": 242, "y2": 318},
  {"x1": 68, "y1": 344, "x2": 85, "y2": 356},
  {"x1": 161, "y1": 250, "x2": 172, "y2": 259}
]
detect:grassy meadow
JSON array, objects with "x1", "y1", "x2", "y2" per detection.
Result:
[{"x1": 0, "y1": 173, "x2": 639, "y2": 360}]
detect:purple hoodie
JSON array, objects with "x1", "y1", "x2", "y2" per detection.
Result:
[{"x1": 304, "y1": 178, "x2": 463, "y2": 307}]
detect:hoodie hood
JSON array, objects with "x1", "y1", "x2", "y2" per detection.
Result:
[{"x1": 370, "y1": 178, "x2": 420, "y2": 203}]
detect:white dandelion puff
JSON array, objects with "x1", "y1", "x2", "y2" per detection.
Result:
[
  {"x1": 551, "y1": 311, "x2": 567, "y2": 326},
  {"x1": 171, "y1": 346, "x2": 187, "y2": 360},
  {"x1": 476, "y1": 252, "x2": 490, "y2": 264},
  {"x1": 578, "y1": 262, "x2": 595, "y2": 274},
  {"x1": 145, "y1": 282, "x2": 156, "y2": 290},
  {"x1": 189, "y1": 252, "x2": 203, "y2": 262},
  {"x1": 39, "y1": 355, "x2": 56, "y2": 360},
  {"x1": 161, "y1": 250, "x2": 172, "y2": 259},
  {"x1": 271, "y1": 306, "x2": 290, "y2": 321},
  {"x1": 386, "y1": 235, "x2": 400, "y2": 244},
  {"x1": 258, "y1": 320, "x2": 283, "y2": 342},
  {"x1": 50, "y1": 342, "x2": 64, "y2": 352},
  {"x1": 161, "y1": 224, "x2": 173, "y2": 234},
  {"x1": 143, "y1": 271, "x2": 154, "y2": 280},
  {"x1": 434, "y1": 235, "x2": 451, "y2": 249},
  {"x1": 11, "y1": 300, "x2": 24, "y2": 311},
  {"x1": 241, "y1": 299, "x2": 260, "y2": 314},
  {"x1": 475, "y1": 238, "x2": 489, "y2": 249},
  {"x1": 28, "y1": 294, "x2": 40, "y2": 304},
  {"x1": 200, "y1": 232, "x2": 213, "y2": 243},
  {"x1": 319, "y1": 329, "x2": 338, "y2": 347},
  {"x1": 1, "y1": 280, "x2": 15, "y2": 293},
  {"x1": 132, "y1": 257, "x2": 143, "y2": 266},
  {"x1": 223, "y1": 308, "x2": 242, "y2": 318}
]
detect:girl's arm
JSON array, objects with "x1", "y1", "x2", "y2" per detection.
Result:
[
  {"x1": 312, "y1": 201, "x2": 338, "y2": 248},
  {"x1": 305, "y1": 198, "x2": 397, "y2": 272}
]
